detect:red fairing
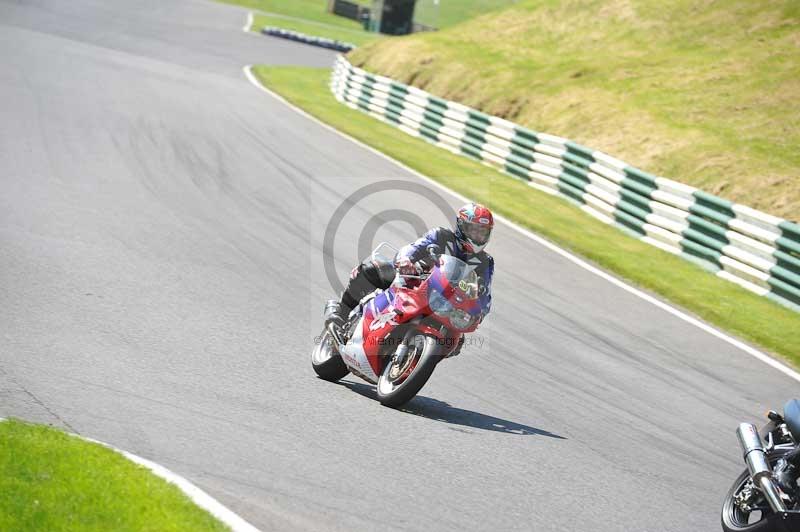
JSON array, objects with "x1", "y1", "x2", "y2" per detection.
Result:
[
  {"x1": 392, "y1": 282, "x2": 429, "y2": 322},
  {"x1": 416, "y1": 324, "x2": 444, "y2": 340},
  {"x1": 358, "y1": 284, "x2": 426, "y2": 376},
  {"x1": 358, "y1": 255, "x2": 483, "y2": 375},
  {"x1": 359, "y1": 300, "x2": 391, "y2": 376},
  {"x1": 417, "y1": 326, "x2": 463, "y2": 357}
]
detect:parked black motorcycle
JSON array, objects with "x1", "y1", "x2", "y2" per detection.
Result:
[{"x1": 722, "y1": 399, "x2": 800, "y2": 531}]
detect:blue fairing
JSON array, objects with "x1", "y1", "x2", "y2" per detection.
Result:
[{"x1": 371, "y1": 288, "x2": 395, "y2": 316}]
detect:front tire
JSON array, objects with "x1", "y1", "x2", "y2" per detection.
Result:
[
  {"x1": 311, "y1": 331, "x2": 349, "y2": 382},
  {"x1": 376, "y1": 334, "x2": 441, "y2": 408}
]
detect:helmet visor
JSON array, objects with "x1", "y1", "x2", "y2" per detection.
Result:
[{"x1": 463, "y1": 222, "x2": 492, "y2": 246}]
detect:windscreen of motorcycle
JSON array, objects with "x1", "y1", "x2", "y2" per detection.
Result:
[
  {"x1": 437, "y1": 255, "x2": 479, "y2": 299},
  {"x1": 427, "y1": 256, "x2": 482, "y2": 331}
]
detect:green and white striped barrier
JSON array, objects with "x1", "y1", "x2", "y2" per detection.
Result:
[{"x1": 330, "y1": 55, "x2": 800, "y2": 312}]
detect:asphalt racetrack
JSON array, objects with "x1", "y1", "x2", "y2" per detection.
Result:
[{"x1": 1, "y1": 1, "x2": 798, "y2": 530}]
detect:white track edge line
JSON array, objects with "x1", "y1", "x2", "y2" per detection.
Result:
[
  {"x1": 99, "y1": 442, "x2": 260, "y2": 532},
  {"x1": 0, "y1": 419, "x2": 259, "y2": 532},
  {"x1": 243, "y1": 12, "x2": 253, "y2": 33},
  {"x1": 242, "y1": 64, "x2": 800, "y2": 384}
]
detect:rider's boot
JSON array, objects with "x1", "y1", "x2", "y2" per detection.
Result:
[
  {"x1": 325, "y1": 261, "x2": 389, "y2": 333},
  {"x1": 324, "y1": 299, "x2": 349, "y2": 330},
  {"x1": 324, "y1": 290, "x2": 358, "y2": 331}
]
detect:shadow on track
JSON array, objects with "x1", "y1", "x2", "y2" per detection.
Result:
[{"x1": 337, "y1": 380, "x2": 566, "y2": 438}]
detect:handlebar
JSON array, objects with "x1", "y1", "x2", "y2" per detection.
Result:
[{"x1": 396, "y1": 273, "x2": 430, "y2": 280}]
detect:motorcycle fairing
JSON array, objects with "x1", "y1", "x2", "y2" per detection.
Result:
[
  {"x1": 340, "y1": 289, "x2": 399, "y2": 381},
  {"x1": 391, "y1": 283, "x2": 429, "y2": 322},
  {"x1": 340, "y1": 254, "x2": 488, "y2": 383},
  {"x1": 427, "y1": 265, "x2": 482, "y2": 317},
  {"x1": 339, "y1": 314, "x2": 379, "y2": 382}
]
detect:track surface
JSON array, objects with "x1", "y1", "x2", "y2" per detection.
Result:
[{"x1": 1, "y1": 1, "x2": 797, "y2": 531}]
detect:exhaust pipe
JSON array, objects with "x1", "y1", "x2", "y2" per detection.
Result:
[
  {"x1": 326, "y1": 322, "x2": 346, "y2": 351},
  {"x1": 736, "y1": 423, "x2": 787, "y2": 513}
]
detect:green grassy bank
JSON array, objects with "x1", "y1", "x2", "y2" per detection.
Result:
[{"x1": 350, "y1": 0, "x2": 800, "y2": 221}]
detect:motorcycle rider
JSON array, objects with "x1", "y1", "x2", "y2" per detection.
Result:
[{"x1": 324, "y1": 203, "x2": 495, "y2": 355}]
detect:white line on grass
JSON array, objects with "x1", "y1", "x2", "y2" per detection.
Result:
[
  {"x1": 243, "y1": 12, "x2": 253, "y2": 33},
  {"x1": 242, "y1": 64, "x2": 800, "y2": 384}
]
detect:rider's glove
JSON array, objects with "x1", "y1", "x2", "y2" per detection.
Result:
[
  {"x1": 416, "y1": 254, "x2": 437, "y2": 272},
  {"x1": 395, "y1": 257, "x2": 419, "y2": 276}
]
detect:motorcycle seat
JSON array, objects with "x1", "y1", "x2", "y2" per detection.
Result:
[{"x1": 784, "y1": 399, "x2": 800, "y2": 441}]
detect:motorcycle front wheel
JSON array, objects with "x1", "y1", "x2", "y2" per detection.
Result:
[
  {"x1": 311, "y1": 330, "x2": 349, "y2": 382},
  {"x1": 376, "y1": 333, "x2": 441, "y2": 408}
]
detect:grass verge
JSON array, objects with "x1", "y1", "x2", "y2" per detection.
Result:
[
  {"x1": 251, "y1": 64, "x2": 800, "y2": 368},
  {"x1": 223, "y1": 0, "x2": 519, "y2": 31},
  {"x1": 220, "y1": 0, "x2": 366, "y2": 29},
  {"x1": 0, "y1": 419, "x2": 228, "y2": 532},
  {"x1": 351, "y1": 0, "x2": 800, "y2": 220}
]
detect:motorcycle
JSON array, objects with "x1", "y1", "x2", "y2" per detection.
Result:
[
  {"x1": 722, "y1": 399, "x2": 800, "y2": 532},
  {"x1": 311, "y1": 243, "x2": 488, "y2": 407}
]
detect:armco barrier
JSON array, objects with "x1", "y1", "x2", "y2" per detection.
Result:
[
  {"x1": 330, "y1": 55, "x2": 800, "y2": 312},
  {"x1": 262, "y1": 27, "x2": 355, "y2": 53}
]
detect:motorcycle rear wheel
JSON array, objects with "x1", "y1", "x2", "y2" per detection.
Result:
[
  {"x1": 721, "y1": 469, "x2": 776, "y2": 532},
  {"x1": 311, "y1": 330, "x2": 349, "y2": 382},
  {"x1": 376, "y1": 334, "x2": 441, "y2": 408}
]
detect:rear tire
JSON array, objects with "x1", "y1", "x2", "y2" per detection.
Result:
[
  {"x1": 721, "y1": 462, "x2": 784, "y2": 532},
  {"x1": 376, "y1": 334, "x2": 441, "y2": 408},
  {"x1": 311, "y1": 331, "x2": 349, "y2": 382},
  {"x1": 722, "y1": 469, "x2": 774, "y2": 532}
]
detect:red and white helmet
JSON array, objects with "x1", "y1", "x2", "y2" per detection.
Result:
[{"x1": 455, "y1": 203, "x2": 494, "y2": 253}]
